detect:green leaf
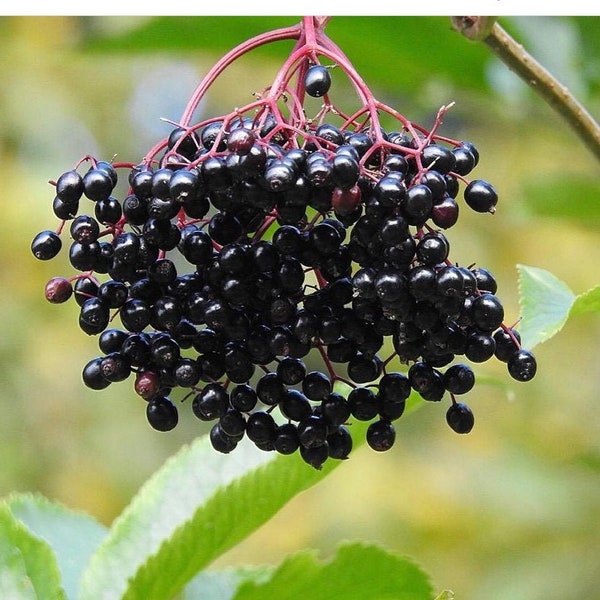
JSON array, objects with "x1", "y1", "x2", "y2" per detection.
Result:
[
  {"x1": 0, "y1": 503, "x2": 66, "y2": 600},
  {"x1": 232, "y1": 541, "x2": 434, "y2": 600},
  {"x1": 182, "y1": 566, "x2": 273, "y2": 600},
  {"x1": 0, "y1": 545, "x2": 36, "y2": 600},
  {"x1": 79, "y1": 381, "x2": 422, "y2": 600},
  {"x1": 78, "y1": 433, "x2": 352, "y2": 600},
  {"x1": 517, "y1": 264, "x2": 576, "y2": 348},
  {"x1": 6, "y1": 493, "x2": 107, "y2": 600},
  {"x1": 517, "y1": 265, "x2": 600, "y2": 348},
  {"x1": 571, "y1": 283, "x2": 600, "y2": 316}
]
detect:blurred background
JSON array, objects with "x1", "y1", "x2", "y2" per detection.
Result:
[{"x1": 1, "y1": 15, "x2": 599, "y2": 600}]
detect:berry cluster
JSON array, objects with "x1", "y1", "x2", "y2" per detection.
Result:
[{"x1": 31, "y1": 18, "x2": 536, "y2": 468}]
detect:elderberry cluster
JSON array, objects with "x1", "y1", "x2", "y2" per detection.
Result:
[{"x1": 31, "y1": 47, "x2": 537, "y2": 469}]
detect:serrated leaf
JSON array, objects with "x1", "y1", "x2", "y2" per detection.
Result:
[
  {"x1": 79, "y1": 382, "x2": 423, "y2": 600},
  {"x1": 0, "y1": 503, "x2": 66, "y2": 600},
  {"x1": 517, "y1": 264, "x2": 576, "y2": 348},
  {"x1": 182, "y1": 566, "x2": 273, "y2": 600},
  {"x1": 78, "y1": 432, "x2": 359, "y2": 600},
  {"x1": 517, "y1": 265, "x2": 600, "y2": 348},
  {"x1": 6, "y1": 493, "x2": 108, "y2": 600},
  {"x1": 232, "y1": 541, "x2": 434, "y2": 600},
  {"x1": 571, "y1": 283, "x2": 600, "y2": 316},
  {"x1": 0, "y1": 542, "x2": 36, "y2": 600}
]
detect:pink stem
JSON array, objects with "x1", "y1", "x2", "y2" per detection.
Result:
[{"x1": 179, "y1": 22, "x2": 303, "y2": 126}]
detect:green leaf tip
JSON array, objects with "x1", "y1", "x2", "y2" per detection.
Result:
[
  {"x1": 517, "y1": 264, "x2": 600, "y2": 348},
  {"x1": 232, "y1": 541, "x2": 435, "y2": 600},
  {"x1": 4, "y1": 492, "x2": 108, "y2": 600},
  {"x1": 78, "y1": 434, "x2": 348, "y2": 600},
  {"x1": 517, "y1": 264, "x2": 576, "y2": 348},
  {"x1": 0, "y1": 498, "x2": 67, "y2": 600}
]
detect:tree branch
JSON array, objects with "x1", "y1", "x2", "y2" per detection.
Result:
[{"x1": 451, "y1": 16, "x2": 600, "y2": 163}]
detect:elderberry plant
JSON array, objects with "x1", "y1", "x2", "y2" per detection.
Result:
[{"x1": 31, "y1": 16, "x2": 537, "y2": 469}]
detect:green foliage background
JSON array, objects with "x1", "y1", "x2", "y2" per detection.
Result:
[{"x1": 0, "y1": 15, "x2": 599, "y2": 599}]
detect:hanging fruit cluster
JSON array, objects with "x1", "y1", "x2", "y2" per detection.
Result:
[{"x1": 31, "y1": 17, "x2": 537, "y2": 469}]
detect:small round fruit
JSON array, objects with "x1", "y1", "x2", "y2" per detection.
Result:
[
  {"x1": 304, "y1": 64, "x2": 331, "y2": 97},
  {"x1": 31, "y1": 230, "x2": 62, "y2": 260},
  {"x1": 446, "y1": 402, "x2": 474, "y2": 434},
  {"x1": 45, "y1": 277, "x2": 73, "y2": 304},
  {"x1": 507, "y1": 349, "x2": 537, "y2": 381},
  {"x1": 464, "y1": 180, "x2": 498, "y2": 213},
  {"x1": 146, "y1": 396, "x2": 178, "y2": 432},
  {"x1": 366, "y1": 419, "x2": 396, "y2": 451}
]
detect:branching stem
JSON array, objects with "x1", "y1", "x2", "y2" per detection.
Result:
[{"x1": 452, "y1": 16, "x2": 600, "y2": 163}]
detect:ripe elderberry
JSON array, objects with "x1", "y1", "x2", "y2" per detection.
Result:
[
  {"x1": 30, "y1": 16, "x2": 538, "y2": 468},
  {"x1": 304, "y1": 64, "x2": 332, "y2": 97}
]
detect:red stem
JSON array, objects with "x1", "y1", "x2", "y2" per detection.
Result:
[{"x1": 179, "y1": 22, "x2": 303, "y2": 126}]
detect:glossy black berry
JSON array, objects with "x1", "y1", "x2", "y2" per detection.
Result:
[
  {"x1": 348, "y1": 387, "x2": 379, "y2": 421},
  {"x1": 298, "y1": 414, "x2": 329, "y2": 449},
  {"x1": 277, "y1": 357, "x2": 307, "y2": 385},
  {"x1": 507, "y1": 349, "x2": 537, "y2": 381},
  {"x1": 452, "y1": 144, "x2": 478, "y2": 175},
  {"x1": 408, "y1": 362, "x2": 445, "y2": 402},
  {"x1": 302, "y1": 371, "x2": 332, "y2": 400},
  {"x1": 304, "y1": 64, "x2": 331, "y2": 97},
  {"x1": 120, "y1": 298, "x2": 151, "y2": 332},
  {"x1": 464, "y1": 180, "x2": 498, "y2": 213},
  {"x1": 192, "y1": 383, "x2": 229, "y2": 421},
  {"x1": 56, "y1": 169, "x2": 84, "y2": 202},
  {"x1": 274, "y1": 423, "x2": 301, "y2": 455},
  {"x1": 167, "y1": 126, "x2": 199, "y2": 159},
  {"x1": 443, "y1": 363, "x2": 475, "y2": 395},
  {"x1": 321, "y1": 392, "x2": 351, "y2": 427},
  {"x1": 100, "y1": 352, "x2": 131, "y2": 382},
  {"x1": 327, "y1": 426, "x2": 352, "y2": 460},
  {"x1": 493, "y1": 328, "x2": 521, "y2": 362},
  {"x1": 146, "y1": 396, "x2": 178, "y2": 432},
  {"x1": 366, "y1": 419, "x2": 396, "y2": 452},
  {"x1": 98, "y1": 328, "x2": 130, "y2": 354},
  {"x1": 82, "y1": 357, "x2": 111, "y2": 390},
  {"x1": 209, "y1": 423, "x2": 239, "y2": 454},
  {"x1": 79, "y1": 297, "x2": 110, "y2": 335},
  {"x1": 421, "y1": 144, "x2": 456, "y2": 174},
  {"x1": 95, "y1": 196, "x2": 122, "y2": 225},
  {"x1": 31, "y1": 230, "x2": 62, "y2": 260},
  {"x1": 472, "y1": 267, "x2": 498, "y2": 294},
  {"x1": 470, "y1": 293, "x2": 504, "y2": 332},
  {"x1": 280, "y1": 389, "x2": 312, "y2": 422},
  {"x1": 256, "y1": 373, "x2": 287, "y2": 406},
  {"x1": 416, "y1": 231, "x2": 449, "y2": 266},
  {"x1": 246, "y1": 411, "x2": 277, "y2": 445},
  {"x1": 446, "y1": 401, "x2": 474, "y2": 434},
  {"x1": 300, "y1": 442, "x2": 329, "y2": 469},
  {"x1": 83, "y1": 167, "x2": 114, "y2": 201}
]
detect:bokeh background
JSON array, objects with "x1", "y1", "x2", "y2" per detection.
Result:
[{"x1": 1, "y1": 15, "x2": 599, "y2": 600}]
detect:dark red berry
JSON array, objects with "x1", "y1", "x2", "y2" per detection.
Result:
[{"x1": 44, "y1": 277, "x2": 73, "y2": 304}]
